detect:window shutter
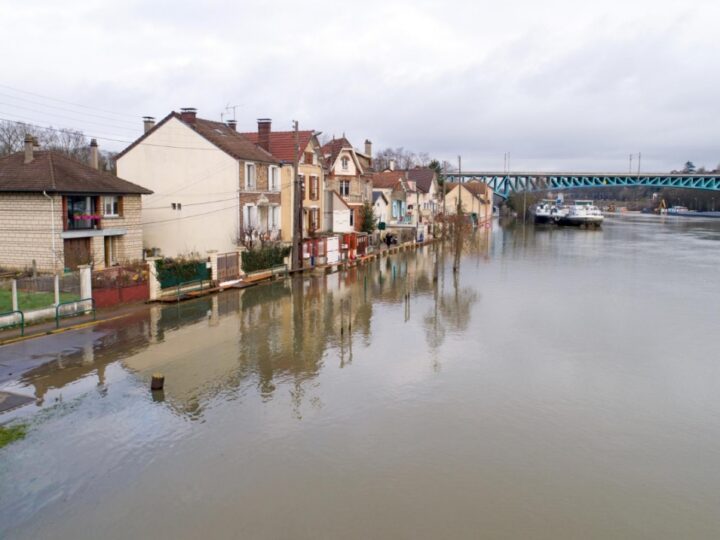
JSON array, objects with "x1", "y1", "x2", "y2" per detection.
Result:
[
  {"x1": 305, "y1": 151, "x2": 313, "y2": 164},
  {"x1": 62, "y1": 197, "x2": 68, "y2": 231}
]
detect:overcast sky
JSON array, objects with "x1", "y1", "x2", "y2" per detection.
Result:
[{"x1": 1, "y1": 0, "x2": 718, "y2": 172}]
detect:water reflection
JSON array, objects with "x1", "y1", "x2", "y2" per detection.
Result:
[{"x1": 6, "y1": 245, "x2": 489, "y2": 421}]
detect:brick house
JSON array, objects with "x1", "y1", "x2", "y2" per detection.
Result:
[
  {"x1": 321, "y1": 137, "x2": 374, "y2": 231},
  {"x1": 116, "y1": 109, "x2": 282, "y2": 257},
  {"x1": 0, "y1": 137, "x2": 151, "y2": 272},
  {"x1": 241, "y1": 120, "x2": 327, "y2": 237}
]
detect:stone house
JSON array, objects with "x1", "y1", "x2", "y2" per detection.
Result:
[
  {"x1": 0, "y1": 137, "x2": 151, "y2": 272},
  {"x1": 241, "y1": 120, "x2": 327, "y2": 237},
  {"x1": 116, "y1": 108, "x2": 282, "y2": 257},
  {"x1": 321, "y1": 137, "x2": 374, "y2": 231}
]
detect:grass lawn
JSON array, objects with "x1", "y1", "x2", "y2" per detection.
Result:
[
  {"x1": 0, "y1": 424, "x2": 27, "y2": 448},
  {"x1": 0, "y1": 289, "x2": 80, "y2": 313}
]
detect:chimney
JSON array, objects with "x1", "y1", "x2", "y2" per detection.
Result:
[
  {"x1": 227, "y1": 119, "x2": 237, "y2": 131},
  {"x1": 180, "y1": 107, "x2": 197, "y2": 124},
  {"x1": 143, "y1": 116, "x2": 156, "y2": 133},
  {"x1": 24, "y1": 134, "x2": 34, "y2": 164},
  {"x1": 364, "y1": 139, "x2": 372, "y2": 157},
  {"x1": 389, "y1": 159, "x2": 396, "y2": 171},
  {"x1": 257, "y1": 118, "x2": 271, "y2": 152},
  {"x1": 90, "y1": 139, "x2": 99, "y2": 169}
]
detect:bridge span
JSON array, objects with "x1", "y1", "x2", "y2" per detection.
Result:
[{"x1": 444, "y1": 171, "x2": 720, "y2": 198}]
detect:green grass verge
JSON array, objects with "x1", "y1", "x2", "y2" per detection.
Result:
[
  {"x1": 0, "y1": 423, "x2": 27, "y2": 448},
  {"x1": 0, "y1": 289, "x2": 80, "y2": 313}
]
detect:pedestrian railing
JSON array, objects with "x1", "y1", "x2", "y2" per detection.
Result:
[
  {"x1": 0, "y1": 310, "x2": 25, "y2": 336},
  {"x1": 55, "y1": 298, "x2": 96, "y2": 329}
]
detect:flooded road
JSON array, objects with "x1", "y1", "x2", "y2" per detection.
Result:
[{"x1": 2, "y1": 215, "x2": 720, "y2": 539}]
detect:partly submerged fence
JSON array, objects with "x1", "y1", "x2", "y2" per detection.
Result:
[{"x1": 92, "y1": 264, "x2": 149, "y2": 308}]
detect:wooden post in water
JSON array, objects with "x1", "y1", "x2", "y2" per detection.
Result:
[{"x1": 151, "y1": 373, "x2": 165, "y2": 391}]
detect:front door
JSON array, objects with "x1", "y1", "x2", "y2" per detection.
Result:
[{"x1": 63, "y1": 238, "x2": 91, "y2": 270}]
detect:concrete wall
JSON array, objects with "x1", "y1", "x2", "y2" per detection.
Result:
[
  {"x1": 117, "y1": 116, "x2": 240, "y2": 257},
  {"x1": 0, "y1": 193, "x2": 64, "y2": 272}
]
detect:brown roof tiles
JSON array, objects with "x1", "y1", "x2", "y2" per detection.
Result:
[{"x1": 0, "y1": 151, "x2": 152, "y2": 194}]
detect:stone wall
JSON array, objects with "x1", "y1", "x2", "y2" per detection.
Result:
[{"x1": 0, "y1": 193, "x2": 64, "y2": 272}]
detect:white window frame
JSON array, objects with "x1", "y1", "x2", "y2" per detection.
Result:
[
  {"x1": 245, "y1": 162, "x2": 257, "y2": 190},
  {"x1": 243, "y1": 203, "x2": 258, "y2": 230},
  {"x1": 340, "y1": 180, "x2": 350, "y2": 197},
  {"x1": 341, "y1": 157, "x2": 349, "y2": 171},
  {"x1": 103, "y1": 195, "x2": 119, "y2": 217},
  {"x1": 269, "y1": 165, "x2": 280, "y2": 192}
]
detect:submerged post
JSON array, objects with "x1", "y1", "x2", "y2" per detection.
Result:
[{"x1": 151, "y1": 373, "x2": 165, "y2": 391}]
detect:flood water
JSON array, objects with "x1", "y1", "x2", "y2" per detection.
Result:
[{"x1": 2, "y1": 215, "x2": 720, "y2": 539}]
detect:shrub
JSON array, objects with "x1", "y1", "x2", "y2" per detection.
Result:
[{"x1": 241, "y1": 245, "x2": 291, "y2": 273}]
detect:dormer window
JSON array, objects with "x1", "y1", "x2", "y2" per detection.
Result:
[{"x1": 341, "y1": 157, "x2": 349, "y2": 170}]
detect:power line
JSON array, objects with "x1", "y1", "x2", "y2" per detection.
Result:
[
  {"x1": 143, "y1": 195, "x2": 240, "y2": 210},
  {"x1": 0, "y1": 83, "x2": 140, "y2": 119},
  {"x1": 0, "y1": 91, "x2": 140, "y2": 128},
  {"x1": 0, "y1": 102, "x2": 139, "y2": 133},
  {"x1": 143, "y1": 203, "x2": 240, "y2": 226}
]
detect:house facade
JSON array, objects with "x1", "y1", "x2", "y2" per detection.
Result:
[
  {"x1": 116, "y1": 109, "x2": 281, "y2": 257},
  {"x1": 0, "y1": 138, "x2": 151, "y2": 272},
  {"x1": 407, "y1": 167, "x2": 440, "y2": 224},
  {"x1": 372, "y1": 170, "x2": 410, "y2": 225},
  {"x1": 242, "y1": 120, "x2": 327, "y2": 237},
  {"x1": 321, "y1": 137, "x2": 373, "y2": 231},
  {"x1": 372, "y1": 191, "x2": 389, "y2": 225},
  {"x1": 443, "y1": 181, "x2": 493, "y2": 223}
]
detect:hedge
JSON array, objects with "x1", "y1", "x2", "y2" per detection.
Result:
[{"x1": 241, "y1": 245, "x2": 291, "y2": 273}]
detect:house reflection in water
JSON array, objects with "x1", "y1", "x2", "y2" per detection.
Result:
[{"x1": 14, "y1": 245, "x2": 485, "y2": 419}]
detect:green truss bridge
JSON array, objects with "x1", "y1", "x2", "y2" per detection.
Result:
[{"x1": 444, "y1": 171, "x2": 720, "y2": 199}]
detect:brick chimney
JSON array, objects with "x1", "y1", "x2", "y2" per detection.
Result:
[
  {"x1": 24, "y1": 134, "x2": 34, "y2": 164},
  {"x1": 143, "y1": 116, "x2": 156, "y2": 133},
  {"x1": 90, "y1": 139, "x2": 99, "y2": 169},
  {"x1": 257, "y1": 118, "x2": 271, "y2": 152},
  {"x1": 180, "y1": 107, "x2": 197, "y2": 124},
  {"x1": 227, "y1": 119, "x2": 237, "y2": 131}
]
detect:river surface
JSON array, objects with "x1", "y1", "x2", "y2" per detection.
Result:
[{"x1": 1, "y1": 215, "x2": 720, "y2": 539}]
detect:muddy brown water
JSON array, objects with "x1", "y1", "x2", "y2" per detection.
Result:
[{"x1": 1, "y1": 215, "x2": 720, "y2": 539}]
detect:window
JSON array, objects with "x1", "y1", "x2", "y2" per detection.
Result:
[
  {"x1": 243, "y1": 204, "x2": 258, "y2": 230},
  {"x1": 304, "y1": 151, "x2": 314, "y2": 164},
  {"x1": 349, "y1": 209, "x2": 354, "y2": 226},
  {"x1": 270, "y1": 205, "x2": 280, "y2": 230},
  {"x1": 245, "y1": 163, "x2": 257, "y2": 190},
  {"x1": 309, "y1": 208, "x2": 319, "y2": 232},
  {"x1": 269, "y1": 166, "x2": 280, "y2": 191},
  {"x1": 310, "y1": 176, "x2": 319, "y2": 201},
  {"x1": 341, "y1": 157, "x2": 349, "y2": 170},
  {"x1": 66, "y1": 196, "x2": 98, "y2": 230},
  {"x1": 103, "y1": 196, "x2": 120, "y2": 217},
  {"x1": 299, "y1": 174, "x2": 306, "y2": 200},
  {"x1": 340, "y1": 180, "x2": 350, "y2": 197}
]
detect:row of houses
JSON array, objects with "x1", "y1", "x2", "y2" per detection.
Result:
[{"x1": 0, "y1": 108, "x2": 493, "y2": 273}]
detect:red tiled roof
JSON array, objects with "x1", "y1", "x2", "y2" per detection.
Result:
[
  {"x1": 116, "y1": 112, "x2": 278, "y2": 164},
  {"x1": 240, "y1": 130, "x2": 314, "y2": 162},
  {"x1": 321, "y1": 137, "x2": 353, "y2": 167},
  {"x1": 407, "y1": 167, "x2": 436, "y2": 194},
  {"x1": 372, "y1": 170, "x2": 407, "y2": 190},
  {"x1": 0, "y1": 151, "x2": 152, "y2": 194}
]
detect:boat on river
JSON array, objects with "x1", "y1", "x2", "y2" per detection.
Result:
[
  {"x1": 532, "y1": 199, "x2": 568, "y2": 224},
  {"x1": 558, "y1": 200, "x2": 604, "y2": 228}
]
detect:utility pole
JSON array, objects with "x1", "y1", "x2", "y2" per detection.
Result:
[
  {"x1": 453, "y1": 155, "x2": 462, "y2": 273},
  {"x1": 637, "y1": 152, "x2": 642, "y2": 176},
  {"x1": 629, "y1": 153, "x2": 633, "y2": 175},
  {"x1": 292, "y1": 120, "x2": 302, "y2": 271}
]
